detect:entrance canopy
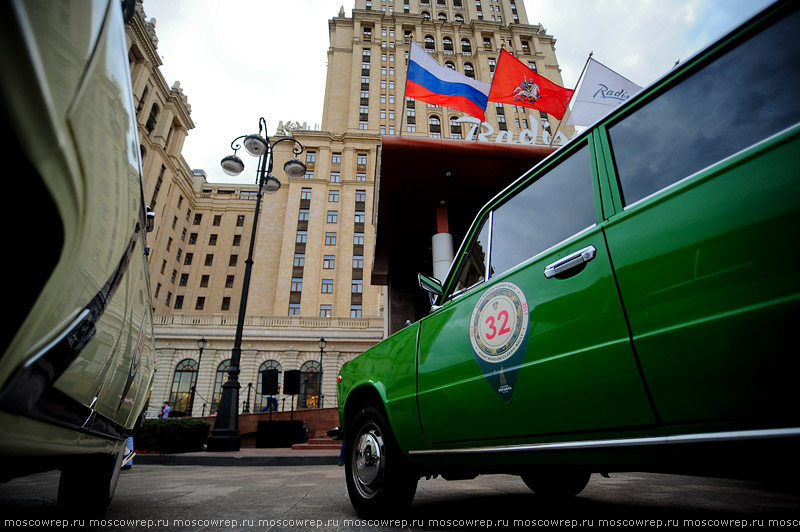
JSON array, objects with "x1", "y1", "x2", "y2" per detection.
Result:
[{"x1": 373, "y1": 136, "x2": 555, "y2": 334}]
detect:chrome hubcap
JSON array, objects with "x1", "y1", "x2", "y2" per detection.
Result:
[{"x1": 353, "y1": 423, "x2": 385, "y2": 499}]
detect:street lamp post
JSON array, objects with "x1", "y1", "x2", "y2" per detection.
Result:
[
  {"x1": 187, "y1": 337, "x2": 207, "y2": 417},
  {"x1": 318, "y1": 337, "x2": 326, "y2": 408},
  {"x1": 206, "y1": 117, "x2": 305, "y2": 452}
]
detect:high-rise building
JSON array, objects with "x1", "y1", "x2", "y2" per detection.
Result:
[{"x1": 125, "y1": 0, "x2": 569, "y2": 417}]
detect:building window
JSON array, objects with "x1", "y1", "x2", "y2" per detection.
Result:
[
  {"x1": 356, "y1": 189, "x2": 367, "y2": 202},
  {"x1": 200, "y1": 275, "x2": 209, "y2": 287},
  {"x1": 189, "y1": 233, "x2": 197, "y2": 244},
  {"x1": 296, "y1": 231, "x2": 308, "y2": 243},
  {"x1": 193, "y1": 213, "x2": 202, "y2": 225},
  {"x1": 298, "y1": 208, "x2": 310, "y2": 221},
  {"x1": 331, "y1": 152, "x2": 342, "y2": 164},
  {"x1": 322, "y1": 279, "x2": 334, "y2": 293},
  {"x1": 213, "y1": 215, "x2": 222, "y2": 226},
  {"x1": 174, "y1": 295, "x2": 183, "y2": 309},
  {"x1": 195, "y1": 296, "x2": 205, "y2": 310},
  {"x1": 304, "y1": 170, "x2": 314, "y2": 180},
  {"x1": 354, "y1": 211, "x2": 366, "y2": 223},
  {"x1": 294, "y1": 253, "x2": 305, "y2": 267},
  {"x1": 221, "y1": 297, "x2": 231, "y2": 311},
  {"x1": 256, "y1": 360, "x2": 282, "y2": 411},
  {"x1": 325, "y1": 232, "x2": 337, "y2": 245},
  {"x1": 324, "y1": 255, "x2": 335, "y2": 269},
  {"x1": 352, "y1": 279, "x2": 363, "y2": 293},
  {"x1": 168, "y1": 359, "x2": 197, "y2": 415},
  {"x1": 319, "y1": 304, "x2": 332, "y2": 317},
  {"x1": 184, "y1": 253, "x2": 193, "y2": 265},
  {"x1": 306, "y1": 150, "x2": 316, "y2": 162},
  {"x1": 233, "y1": 234, "x2": 241, "y2": 246},
  {"x1": 330, "y1": 172, "x2": 341, "y2": 183},
  {"x1": 350, "y1": 305, "x2": 363, "y2": 318},
  {"x1": 354, "y1": 232, "x2": 365, "y2": 245},
  {"x1": 464, "y1": 63, "x2": 475, "y2": 78},
  {"x1": 301, "y1": 187, "x2": 312, "y2": 200},
  {"x1": 229, "y1": 255, "x2": 238, "y2": 266},
  {"x1": 328, "y1": 190, "x2": 339, "y2": 202},
  {"x1": 209, "y1": 234, "x2": 218, "y2": 245},
  {"x1": 179, "y1": 273, "x2": 189, "y2": 286},
  {"x1": 204, "y1": 254, "x2": 214, "y2": 266},
  {"x1": 226, "y1": 275, "x2": 235, "y2": 288},
  {"x1": 327, "y1": 210, "x2": 338, "y2": 223},
  {"x1": 210, "y1": 360, "x2": 231, "y2": 414},
  {"x1": 289, "y1": 303, "x2": 301, "y2": 316},
  {"x1": 291, "y1": 277, "x2": 303, "y2": 292},
  {"x1": 299, "y1": 360, "x2": 321, "y2": 409},
  {"x1": 237, "y1": 215, "x2": 245, "y2": 226}
]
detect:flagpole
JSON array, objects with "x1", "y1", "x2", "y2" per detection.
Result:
[
  {"x1": 399, "y1": 41, "x2": 414, "y2": 137},
  {"x1": 549, "y1": 52, "x2": 592, "y2": 147}
]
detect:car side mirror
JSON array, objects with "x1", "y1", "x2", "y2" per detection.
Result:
[
  {"x1": 146, "y1": 206, "x2": 155, "y2": 233},
  {"x1": 418, "y1": 273, "x2": 443, "y2": 297}
]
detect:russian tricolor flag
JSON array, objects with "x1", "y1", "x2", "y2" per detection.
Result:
[{"x1": 406, "y1": 41, "x2": 490, "y2": 121}]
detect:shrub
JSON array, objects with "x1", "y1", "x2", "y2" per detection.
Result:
[{"x1": 134, "y1": 418, "x2": 210, "y2": 454}]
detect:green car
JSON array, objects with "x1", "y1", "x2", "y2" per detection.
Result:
[
  {"x1": 338, "y1": 0, "x2": 800, "y2": 516},
  {"x1": 0, "y1": 0, "x2": 155, "y2": 511}
]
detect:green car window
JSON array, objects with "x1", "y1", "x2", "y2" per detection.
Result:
[
  {"x1": 608, "y1": 8, "x2": 800, "y2": 207},
  {"x1": 490, "y1": 143, "x2": 595, "y2": 277},
  {"x1": 453, "y1": 218, "x2": 490, "y2": 294}
]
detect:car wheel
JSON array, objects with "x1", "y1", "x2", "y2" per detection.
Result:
[
  {"x1": 521, "y1": 471, "x2": 591, "y2": 498},
  {"x1": 345, "y1": 403, "x2": 417, "y2": 517},
  {"x1": 58, "y1": 444, "x2": 125, "y2": 512}
]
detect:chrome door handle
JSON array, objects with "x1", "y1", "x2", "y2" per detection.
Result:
[{"x1": 544, "y1": 245, "x2": 597, "y2": 279}]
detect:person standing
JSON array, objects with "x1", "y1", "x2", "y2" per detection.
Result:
[{"x1": 160, "y1": 401, "x2": 171, "y2": 419}]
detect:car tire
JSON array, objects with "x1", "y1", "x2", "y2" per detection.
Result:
[
  {"x1": 521, "y1": 471, "x2": 591, "y2": 498},
  {"x1": 58, "y1": 444, "x2": 125, "y2": 512},
  {"x1": 345, "y1": 403, "x2": 418, "y2": 517}
]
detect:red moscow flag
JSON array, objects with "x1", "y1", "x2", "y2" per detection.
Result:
[{"x1": 489, "y1": 49, "x2": 574, "y2": 120}]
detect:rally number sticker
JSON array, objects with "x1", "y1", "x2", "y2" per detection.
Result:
[{"x1": 470, "y1": 282, "x2": 529, "y2": 364}]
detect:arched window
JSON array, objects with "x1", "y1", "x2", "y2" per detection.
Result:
[
  {"x1": 461, "y1": 38, "x2": 472, "y2": 54},
  {"x1": 424, "y1": 35, "x2": 435, "y2": 50},
  {"x1": 299, "y1": 360, "x2": 321, "y2": 409},
  {"x1": 450, "y1": 116, "x2": 463, "y2": 138},
  {"x1": 210, "y1": 359, "x2": 231, "y2": 414},
  {"x1": 438, "y1": 12, "x2": 447, "y2": 21},
  {"x1": 169, "y1": 359, "x2": 198, "y2": 416},
  {"x1": 429, "y1": 115, "x2": 442, "y2": 132},
  {"x1": 464, "y1": 62, "x2": 475, "y2": 78},
  {"x1": 445, "y1": 61, "x2": 456, "y2": 70},
  {"x1": 136, "y1": 86, "x2": 148, "y2": 115},
  {"x1": 422, "y1": 11, "x2": 431, "y2": 21},
  {"x1": 256, "y1": 360, "x2": 282, "y2": 412},
  {"x1": 145, "y1": 102, "x2": 159, "y2": 134},
  {"x1": 443, "y1": 37, "x2": 453, "y2": 52},
  {"x1": 455, "y1": 14, "x2": 464, "y2": 23}
]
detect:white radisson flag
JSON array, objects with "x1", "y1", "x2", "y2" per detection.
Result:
[{"x1": 567, "y1": 58, "x2": 642, "y2": 127}]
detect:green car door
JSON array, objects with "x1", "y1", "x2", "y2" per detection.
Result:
[
  {"x1": 417, "y1": 141, "x2": 656, "y2": 444},
  {"x1": 600, "y1": 7, "x2": 800, "y2": 426}
]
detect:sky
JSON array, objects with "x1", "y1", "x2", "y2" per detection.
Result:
[{"x1": 142, "y1": 0, "x2": 776, "y2": 184}]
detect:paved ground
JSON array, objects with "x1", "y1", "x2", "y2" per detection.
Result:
[{"x1": 2, "y1": 458, "x2": 799, "y2": 531}]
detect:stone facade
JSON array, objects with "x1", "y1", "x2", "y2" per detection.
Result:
[{"x1": 125, "y1": 0, "x2": 567, "y2": 419}]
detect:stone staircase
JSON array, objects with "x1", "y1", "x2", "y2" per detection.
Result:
[{"x1": 291, "y1": 436, "x2": 342, "y2": 451}]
